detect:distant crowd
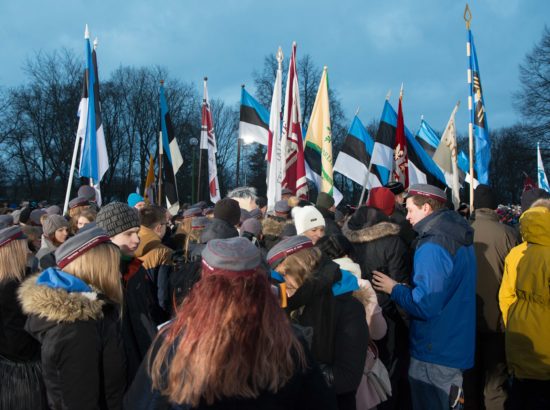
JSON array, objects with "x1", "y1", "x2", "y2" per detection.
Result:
[{"x1": 0, "y1": 182, "x2": 549, "y2": 410}]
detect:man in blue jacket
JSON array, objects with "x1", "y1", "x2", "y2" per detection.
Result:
[{"x1": 373, "y1": 184, "x2": 476, "y2": 410}]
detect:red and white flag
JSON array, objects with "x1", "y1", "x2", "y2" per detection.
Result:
[
  {"x1": 281, "y1": 42, "x2": 308, "y2": 199},
  {"x1": 200, "y1": 78, "x2": 221, "y2": 203},
  {"x1": 393, "y1": 86, "x2": 409, "y2": 188}
]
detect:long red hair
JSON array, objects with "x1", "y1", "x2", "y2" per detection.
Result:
[{"x1": 149, "y1": 268, "x2": 306, "y2": 406}]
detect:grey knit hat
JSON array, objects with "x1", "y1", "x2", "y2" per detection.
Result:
[
  {"x1": 42, "y1": 215, "x2": 69, "y2": 236},
  {"x1": 46, "y1": 205, "x2": 62, "y2": 216},
  {"x1": 55, "y1": 226, "x2": 111, "y2": 269},
  {"x1": 266, "y1": 235, "x2": 314, "y2": 268},
  {"x1": 0, "y1": 226, "x2": 27, "y2": 248},
  {"x1": 96, "y1": 202, "x2": 140, "y2": 237},
  {"x1": 201, "y1": 237, "x2": 261, "y2": 273}
]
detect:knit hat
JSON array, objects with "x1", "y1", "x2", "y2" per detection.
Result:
[
  {"x1": 385, "y1": 181, "x2": 405, "y2": 196},
  {"x1": 183, "y1": 207, "x2": 203, "y2": 218},
  {"x1": 214, "y1": 198, "x2": 241, "y2": 226},
  {"x1": 77, "y1": 185, "x2": 97, "y2": 201},
  {"x1": 316, "y1": 192, "x2": 335, "y2": 209},
  {"x1": 201, "y1": 237, "x2": 261, "y2": 274},
  {"x1": 55, "y1": 226, "x2": 111, "y2": 269},
  {"x1": 29, "y1": 209, "x2": 47, "y2": 226},
  {"x1": 521, "y1": 188, "x2": 550, "y2": 211},
  {"x1": 0, "y1": 226, "x2": 27, "y2": 248},
  {"x1": 473, "y1": 184, "x2": 497, "y2": 210},
  {"x1": 240, "y1": 218, "x2": 262, "y2": 238},
  {"x1": 0, "y1": 215, "x2": 14, "y2": 229},
  {"x1": 127, "y1": 193, "x2": 145, "y2": 208},
  {"x1": 266, "y1": 235, "x2": 314, "y2": 268},
  {"x1": 42, "y1": 215, "x2": 70, "y2": 236},
  {"x1": 96, "y1": 202, "x2": 140, "y2": 237},
  {"x1": 46, "y1": 205, "x2": 61, "y2": 216},
  {"x1": 274, "y1": 200, "x2": 290, "y2": 214},
  {"x1": 68, "y1": 196, "x2": 90, "y2": 209},
  {"x1": 405, "y1": 184, "x2": 447, "y2": 203},
  {"x1": 366, "y1": 187, "x2": 395, "y2": 216},
  {"x1": 292, "y1": 206, "x2": 325, "y2": 235},
  {"x1": 19, "y1": 207, "x2": 31, "y2": 224}
]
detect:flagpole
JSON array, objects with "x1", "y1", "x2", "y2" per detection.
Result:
[
  {"x1": 358, "y1": 89, "x2": 392, "y2": 207},
  {"x1": 236, "y1": 84, "x2": 245, "y2": 187},
  {"x1": 63, "y1": 134, "x2": 81, "y2": 214},
  {"x1": 465, "y1": 4, "x2": 475, "y2": 211},
  {"x1": 158, "y1": 81, "x2": 164, "y2": 205}
]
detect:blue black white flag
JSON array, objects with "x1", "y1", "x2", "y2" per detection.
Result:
[
  {"x1": 537, "y1": 142, "x2": 550, "y2": 193},
  {"x1": 239, "y1": 87, "x2": 270, "y2": 146},
  {"x1": 370, "y1": 99, "x2": 395, "y2": 182}
]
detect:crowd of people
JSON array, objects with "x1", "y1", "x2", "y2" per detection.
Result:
[{"x1": 0, "y1": 182, "x2": 549, "y2": 410}]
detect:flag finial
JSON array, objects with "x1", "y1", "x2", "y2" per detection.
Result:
[
  {"x1": 276, "y1": 47, "x2": 284, "y2": 65},
  {"x1": 464, "y1": 4, "x2": 472, "y2": 29},
  {"x1": 241, "y1": 84, "x2": 245, "y2": 89},
  {"x1": 93, "y1": 37, "x2": 98, "y2": 49},
  {"x1": 399, "y1": 83, "x2": 404, "y2": 100},
  {"x1": 355, "y1": 107, "x2": 360, "y2": 116},
  {"x1": 204, "y1": 76, "x2": 208, "y2": 82},
  {"x1": 84, "y1": 24, "x2": 89, "y2": 39},
  {"x1": 385, "y1": 89, "x2": 392, "y2": 101}
]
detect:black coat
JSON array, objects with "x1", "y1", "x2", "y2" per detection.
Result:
[
  {"x1": 343, "y1": 211, "x2": 411, "y2": 375},
  {"x1": 286, "y1": 260, "x2": 368, "y2": 410},
  {"x1": 316, "y1": 207, "x2": 342, "y2": 236},
  {"x1": 18, "y1": 275, "x2": 126, "y2": 410},
  {"x1": 124, "y1": 330, "x2": 337, "y2": 410}
]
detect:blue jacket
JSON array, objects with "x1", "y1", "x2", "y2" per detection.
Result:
[{"x1": 391, "y1": 209, "x2": 476, "y2": 370}]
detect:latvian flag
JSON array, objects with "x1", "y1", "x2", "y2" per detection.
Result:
[
  {"x1": 159, "y1": 82, "x2": 184, "y2": 214},
  {"x1": 78, "y1": 25, "x2": 109, "y2": 206},
  {"x1": 239, "y1": 87, "x2": 269, "y2": 146},
  {"x1": 201, "y1": 78, "x2": 221, "y2": 203},
  {"x1": 334, "y1": 116, "x2": 389, "y2": 189}
]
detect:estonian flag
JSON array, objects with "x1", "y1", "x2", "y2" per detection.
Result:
[
  {"x1": 239, "y1": 87, "x2": 270, "y2": 146},
  {"x1": 415, "y1": 118, "x2": 439, "y2": 158},
  {"x1": 370, "y1": 99, "x2": 396, "y2": 182},
  {"x1": 334, "y1": 116, "x2": 389, "y2": 189}
]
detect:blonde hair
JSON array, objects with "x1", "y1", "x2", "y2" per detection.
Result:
[
  {"x1": 276, "y1": 247, "x2": 322, "y2": 287},
  {"x1": 62, "y1": 243, "x2": 123, "y2": 304},
  {"x1": 0, "y1": 240, "x2": 28, "y2": 282}
]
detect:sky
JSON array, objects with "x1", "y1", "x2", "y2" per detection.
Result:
[{"x1": 0, "y1": 0, "x2": 548, "y2": 136}]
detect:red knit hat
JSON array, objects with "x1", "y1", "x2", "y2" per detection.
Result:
[{"x1": 366, "y1": 187, "x2": 395, "y2": 216}]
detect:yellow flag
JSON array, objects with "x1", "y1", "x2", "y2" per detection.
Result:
[
  {"x1": 305, "y1": 67, "x2": 333, "y2": 195},
  {"x1": 144, "y1": 155, "x2": 155, "y2": 205}
]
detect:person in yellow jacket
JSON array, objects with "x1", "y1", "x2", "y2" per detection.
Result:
[{"x1": 499, "y1": 201, "x2": 550, "y2": 409}]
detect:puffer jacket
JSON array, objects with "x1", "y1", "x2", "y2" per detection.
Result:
[
  {"x1": 18, "y1": 269, "x2": 126, "y2": 409},
  {"x1": 135, "y1": 226, "x2": 173, "y2": 313},
  {"x1": 499, "y1": 206, "x2": 550, "y2": 380}
]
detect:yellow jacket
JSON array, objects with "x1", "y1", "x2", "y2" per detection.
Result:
[{"x1": 499, "y1": 206, "x2": 550, "y2": 380}]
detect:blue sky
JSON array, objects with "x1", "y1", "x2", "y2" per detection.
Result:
[{"x1": 0, "y1": 0, "x2": 548, "y2": 135}]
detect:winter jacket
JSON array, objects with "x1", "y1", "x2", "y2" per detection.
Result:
[
  {"x1": 18, "y1": 269, "x2": 126, "y2": 410},
  {"x1": 391, "y1": 209, "x2": 477, "y2": 370},
  {"x1": 123, "y1": 331, "x2": 337, "y2": 410},
  {"x1": 343, "y1": 210, "x2": 411, "y2": 372},
  {"x1": 35, "y1": 236, "x2": 57, "y2": 270},
  {"x1": 135, "y1": 226, "x2": 174, "y2": 313},
  {"x1": 286, "y1": 260, "x2": 368, "y2": 410},
  {"x1": 317, "y1": 207, "x2": 342, "y2": 236},
  {"x1": 471, "y1": 208, "x2": 520, "y2": 333},
  {"x1": 499, "y1": 206, "x2": 550, "y2": 380},
  {"x1": 390, "y1": 203, "x2": 417, "y2": 247}
]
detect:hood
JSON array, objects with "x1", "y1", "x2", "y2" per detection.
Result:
[
  {"x1": 262, "y1": 216, "x2": 291, "y2": 237},
  {"x1": 135, "y1": 226, "x2": 163, "y2": 257},
  {"x1": 520, "y1": 206, "x2": 550, "y2": 246},
  {"x1": 342, "y1": 219, "x2": 400, "y2": 243},
  {"x1": 18, "y1": 273, "x2": 104, "y2": 328},
  {"x1": 415, "y1": 209, "x2": 474, "y2": 251},
  {"x1": 199, "y1": 218, "x2": 239, "y2": 243}
]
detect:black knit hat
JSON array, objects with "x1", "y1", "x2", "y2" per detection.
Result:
[
  {"x1": 55, "y1": 226, "x2": 111, "y2": 269},
  {"x1": 214, "y1": 198, "x2": 241, "y2": 226},
  {"x1": 474, "y1": 185, "x2": 497, "y2": 210},
  {"x1": 385, "y1": 181, "x2": 405, "y2": 195},
  {"x1": 201, "y1": 237, "x2": 261, "y2": 273},
  {"x1": 96, "y1": 202, "x2": 140, "y2": 237}
]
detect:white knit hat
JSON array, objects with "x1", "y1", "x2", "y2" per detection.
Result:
[{"x1": 292, "y1": 206, "x2": 325, "y2": 235}]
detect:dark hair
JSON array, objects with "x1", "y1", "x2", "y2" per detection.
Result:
[
  {"x1": 315, "y1": 234, "x2": 353, "y2": 260},
  {"x1": 255, "y1": 196, "x2": 267, "y2": 209},
  {"x1": 139, "y1": 205, "x2": 167, "y2": 229}
]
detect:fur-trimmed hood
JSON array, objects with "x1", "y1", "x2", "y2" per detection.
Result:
[
  {"x1": 342, "y1": 220, "x2": 401, "y2": 243},
  {"x1": 18, "y1": 274, "x2": 104, "y2": 324},
  {"x1": 262, "y1": 215, "x2": 292, "y2": 237}
]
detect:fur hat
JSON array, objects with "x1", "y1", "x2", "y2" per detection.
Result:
[
  {"x1": 42, "y1": 215, "x2": 69, "y2": 236},
  {"x1": 201, "y1": 237, "x2": 261, "y2": 273},
  {"x1": 77, "y1": 185, "x2": 97, "y2": 201},
  {"x1": 367, "y1": 187, "x2": 395, "y2": 216},
  {"x1": 96, "y1": 202, "x2": 140, "y2": 237},
  {"x1": 214, "y1": 198, "x2": 241, "y2": 226},
  {"x1": 474, "y1": 184, "x2": 497, "y2": 210},
  {"x1": 55, "y1": 226, "x2": 111, "y2": 268},
  {"x1": 292, "y1": 206, "x2": 325, "y2": 235},
  {"x1": 0, "y1": 226, "x2": 27, "y2": 248},
  {"x1": 316, "y1": 192, "x2": 335, "y2": 209},
  {"x1": 266, "y1": 235, "x2": 313, "y2": 268}
]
